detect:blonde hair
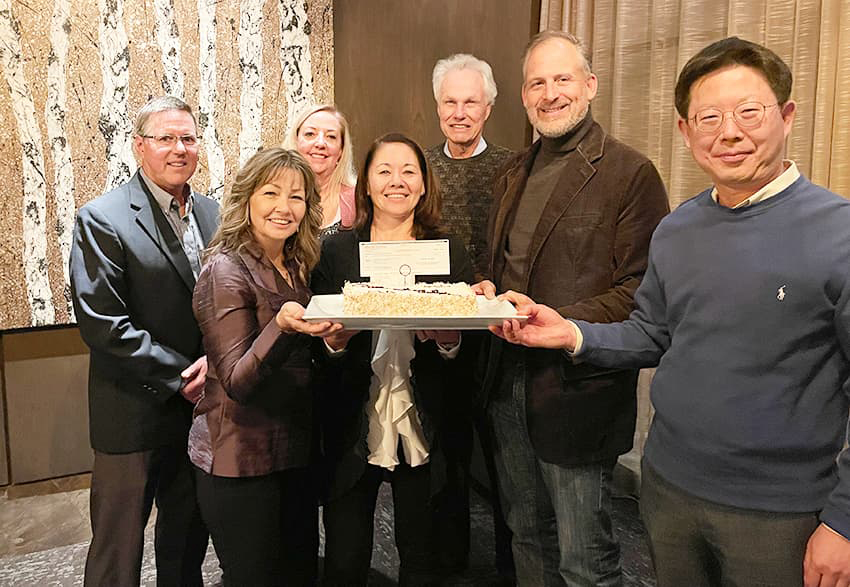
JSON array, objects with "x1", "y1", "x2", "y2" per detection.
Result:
[
  {"x1": 284, "y1": 104, "x2": 356, "y2": 203},
  {"x1": 206, "y1": 148, "x2": 323, "y2": 282}
]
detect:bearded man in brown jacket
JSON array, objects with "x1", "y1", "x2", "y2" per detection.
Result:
[{"x1": 475, "y1": 31, "x2": 669, "y2": 586}]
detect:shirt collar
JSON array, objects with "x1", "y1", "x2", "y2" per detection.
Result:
[
  {"x1": 711, "y1": 161, "x2": 800, "y2": 208},
  {"x1": 139, "y1": 169, "x2": 194, "y2": 215},
  {"x1": 443, "y1": 136, "x2": 488, "y2": 159}
]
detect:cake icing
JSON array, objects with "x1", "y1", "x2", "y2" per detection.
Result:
[{"x1": 342, "y1": 281, "x2": 478, "y2": 316}]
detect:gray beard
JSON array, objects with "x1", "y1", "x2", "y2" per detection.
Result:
[{"x1": 533, "y1": 102, "x2": 589, "y2": 138}]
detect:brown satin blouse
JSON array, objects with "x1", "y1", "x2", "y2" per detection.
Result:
[{"x1": 188, "y1": 244, "x2": 314, "y2": 477}]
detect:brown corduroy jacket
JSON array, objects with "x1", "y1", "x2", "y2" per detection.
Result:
[{"x1": 483, "y1": 118, "x2": 670, "y2": 465}]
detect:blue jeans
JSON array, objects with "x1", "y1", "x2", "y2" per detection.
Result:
[{"x1": 488, "y1": 360, "x2": 622, "y2": 587}]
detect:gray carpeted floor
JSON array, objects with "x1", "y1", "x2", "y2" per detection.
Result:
[{"x1": 0, "y1": 485, "x2": 655, "y2": 586}]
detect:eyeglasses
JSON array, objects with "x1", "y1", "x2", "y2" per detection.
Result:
[
  {"x1": 689, "y1": 102, "x2": 779, "y2": 134},
  {"x1": 140, "y1": 134, "x2": 200, "y2": 148}
]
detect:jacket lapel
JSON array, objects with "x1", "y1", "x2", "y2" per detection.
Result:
[
  {"x1": 129, "y1": 172, "x2": 196, "y2": 292},
  {"x1": 523, "y1": 123, "x2": 604, "y2": 289},
  {"x1": 193, "y1": 194, "x2": 219, "y2": 246}
]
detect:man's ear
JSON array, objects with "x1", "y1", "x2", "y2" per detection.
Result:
[
  {"x1": 585, "y1": 73, "x2": 598, "y2": 101},
  {"x1": 677, "y1": 117, "x2": 692, "y2": 150},
  {"x1": 780, "y1": 100, "x2": 797, "y2": 139}
]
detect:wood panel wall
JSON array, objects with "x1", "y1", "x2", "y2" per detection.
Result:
[
  {"x1": 2, "y1": 328, "x2": 91, "y2": 484},
  {"x1": 333, "y1": 0, "x2": 540, "y2": 164}
]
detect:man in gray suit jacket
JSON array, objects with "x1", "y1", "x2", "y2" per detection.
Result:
[{"x1": 70, "y1": 96, "x2": 219, "y2": 586}]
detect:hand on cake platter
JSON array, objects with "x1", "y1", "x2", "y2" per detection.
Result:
[
  {"x1": 276, "y1": 301, "x2": 344, "y2": 337},
  {"x1": 489, "y1": 291, "x2": 578, "y2": 351},
  {"x1": 416, "y1": 330, "x2": 460, "y2": 347},
  {"x1": 471, "y1": 279, "x2": 497, "y2": 299},
  {"x1": 324, "y1": 329, "x2": 360, "y2": 352},
  {"x1": 804, "y1": 523, "x2": 850, "y2": 587}
]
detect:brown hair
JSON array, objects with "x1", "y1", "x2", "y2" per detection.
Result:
[
  {"x1": 206, "y1": 148, "x2": 323, "y2": 282},
  {"x1": 674, "y1": 37, "x2": 792, "y2": 119},
  {"x1": 353, "y1": 133, "x2": 442, "y2": 239},
  {"x1": 522, "y1": 30, "x2": 592, "y2": 78}
]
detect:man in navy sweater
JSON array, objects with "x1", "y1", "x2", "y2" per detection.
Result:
[{"x1": 491, "y1": 37, "x2": 850, "y2": 586}]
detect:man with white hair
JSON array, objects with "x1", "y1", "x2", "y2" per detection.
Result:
[
  {"x1": 425, "y1": 53, "x2": 515, "y2": 578},
  {"x1": 427, "y1": 53, "x2": 513, "y2": 281}
]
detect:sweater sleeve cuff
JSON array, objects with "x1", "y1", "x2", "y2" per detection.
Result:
[
  {"x1": 820, "y1": 504, "x2": 850, "y2": 540},
  {"x1": 569, "y1": 320, "x2": 584, "y2": 355}
]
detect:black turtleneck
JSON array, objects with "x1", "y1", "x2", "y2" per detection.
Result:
[{"x1": 501, "y1": 111, "x2": 595, "y2": 292}]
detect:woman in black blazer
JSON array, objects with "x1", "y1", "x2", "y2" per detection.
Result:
[{"x1": 311, "y1": 133, "x2": 475, "y2": 586}]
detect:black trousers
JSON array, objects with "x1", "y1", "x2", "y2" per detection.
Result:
[
  {"x1": 433, "y1": 397, "x2": 473, "y2": 573},
  {"x1": 323, "y1": 462, "x2": 439, "y2": 587},
  {"x1": 84, "y1": 446, "x2": 208, "y2": 587},
  {"x1": 194, "y1": 466, "x2": 318, "y2": 587}
]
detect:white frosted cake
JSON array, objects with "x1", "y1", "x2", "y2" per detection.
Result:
[{"x1": 342, "y1": 281, "x2": 478, "y2": 316}]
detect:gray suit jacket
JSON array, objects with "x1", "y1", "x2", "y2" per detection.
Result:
[{"x1": 70, "y1": 171, "x2": 219, "y2": 453}]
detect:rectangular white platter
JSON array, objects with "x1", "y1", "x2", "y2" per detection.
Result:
[{"x1": 302, "y1": 294, "x2": 527, "y2": 330}]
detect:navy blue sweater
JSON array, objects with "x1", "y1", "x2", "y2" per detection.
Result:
[{"x1": 576, "y1": 176, "x2": 850, "y2": 537}]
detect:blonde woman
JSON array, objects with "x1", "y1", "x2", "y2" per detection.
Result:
[
  {"x1": 285, "y1": 104, "x2": 357, "y2": 239},
  {"x1": 188, "y1": 148, "x2": 339, "y2": 586}
]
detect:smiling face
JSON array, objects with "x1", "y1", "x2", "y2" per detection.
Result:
[
  {"x1": 295, "y1": 110, "x2": 343, "y2": 182},
  {"x1": 678, "y1": 65, "x2": 796, "y2": 204},
  {"x1": 437, "y1": 68, "x2": 492, "y2": 157},
  {"x1": 248, "y1": 168, "x2": 307, "y2": 255},
  {"x1": 366, "y1": 142, "x2": 425, "y2": 223},
  {"x1": 521, "y1": 38, "x2": 597, "y2": 138},
  {"x1": 134, "y1": 109, "x2": 199, "y2": 197}
]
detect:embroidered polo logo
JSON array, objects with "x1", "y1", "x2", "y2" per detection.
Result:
[{"x1": 777, "y1": 285, "x2": 787, "y2": 301}]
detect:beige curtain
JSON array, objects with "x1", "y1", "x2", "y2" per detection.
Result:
[
  {"x1": 539, "y1": 1, "x2": 850, "y2": 486},
  {"x1": 540, "y1": 0, "x2": 850, "y2": 207}
]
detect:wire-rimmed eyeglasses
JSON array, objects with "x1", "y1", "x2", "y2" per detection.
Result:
[
  {"x1": 140, "y1": 134, "x2": 200, "y2": 148},
  {"x1": 689, "y1": 102, "x2": 779, "y2": 134}
]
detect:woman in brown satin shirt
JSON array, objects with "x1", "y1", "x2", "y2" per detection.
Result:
[{"x1": 188, "y1": 148, "x2": 339, "y2": 586}]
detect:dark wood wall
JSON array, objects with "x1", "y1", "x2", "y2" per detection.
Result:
[
  {"x1": 333, "y1": 0, "x2": 540, "y2": 166},
  {"x1": 0, "y1": 328, "x2": 91, "y2": 485}
]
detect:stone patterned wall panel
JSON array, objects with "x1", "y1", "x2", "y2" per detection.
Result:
[{"x1": 0, "y1": 0, "x2": 333, "y2": 330}]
